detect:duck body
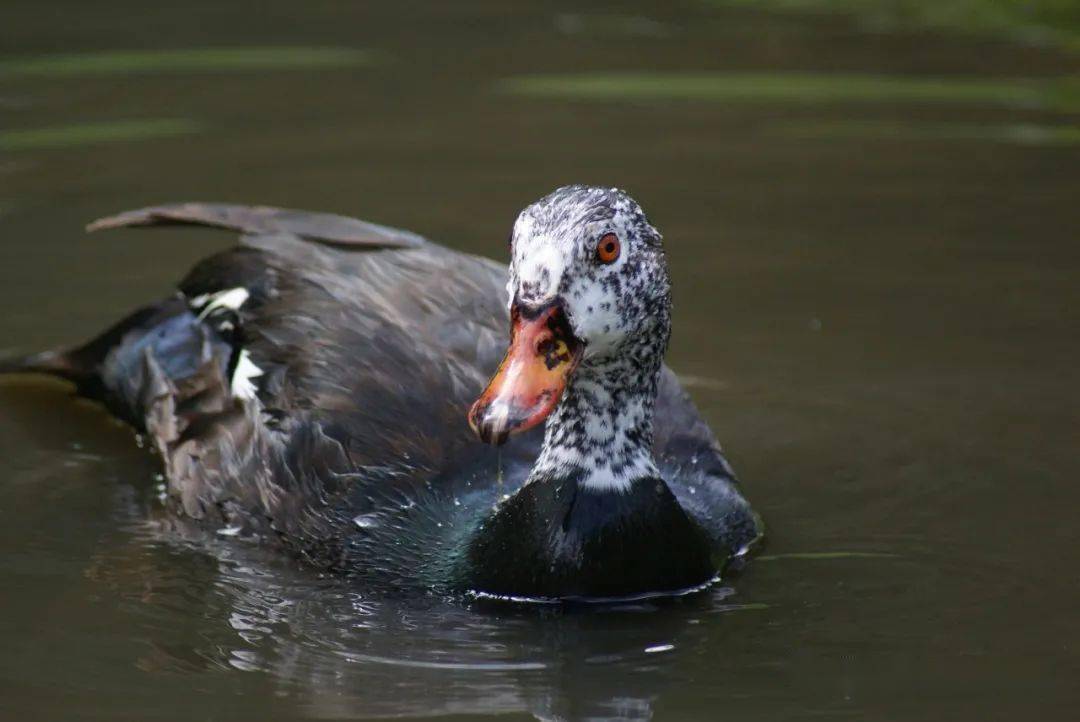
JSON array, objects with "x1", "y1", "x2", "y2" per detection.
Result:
[{"x1": 3, "y1": 190, "x2": 760, "y2": 600}]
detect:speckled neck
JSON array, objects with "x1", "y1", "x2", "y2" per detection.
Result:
[{"x1": 532, "y1": 326, "x2": 668, "y2": 492}]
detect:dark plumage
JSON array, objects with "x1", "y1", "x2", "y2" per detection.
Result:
[{"x1": 1, "y1": 188, "x2": 761, "y2": 600}]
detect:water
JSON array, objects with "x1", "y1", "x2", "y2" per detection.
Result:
[{"x1": 2, "y1": 1, "x2": 1078, "y2": 720}]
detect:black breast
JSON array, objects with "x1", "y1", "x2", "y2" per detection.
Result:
[{"x1": 461, "y1": 472, "x2": 719, "y2": 600}]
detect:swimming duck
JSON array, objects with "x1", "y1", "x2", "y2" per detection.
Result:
[{"x1": 1, "y1": 186, "x2": 760, "y2": 600}]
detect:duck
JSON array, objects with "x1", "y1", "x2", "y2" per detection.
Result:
[{"x1": 1, "y1": 185, "x2": 760, "y2": 601}]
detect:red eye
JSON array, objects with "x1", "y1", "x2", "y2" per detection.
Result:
[{"x1": 596, "y1": 233, "x2": 620, "y2": 264}]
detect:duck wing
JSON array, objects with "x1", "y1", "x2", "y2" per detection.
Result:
[
  {"x1": 1, "y1": 206, "x2": 520, "y2": 570},
  {"x1": 166, "y1": 231, "x2": 527, "y2": 576}
]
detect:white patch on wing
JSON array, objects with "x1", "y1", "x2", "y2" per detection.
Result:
[
  {"x1": 194, "y1": 287, "x2": 250, "y2": 320},
  {"x1": 231, "y1": 349, "x2": 264, "y2": 400}
]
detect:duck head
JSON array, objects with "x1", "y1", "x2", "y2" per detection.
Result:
[{"x1": 469, "y1": 185, "x2": 671, "y2": 455}]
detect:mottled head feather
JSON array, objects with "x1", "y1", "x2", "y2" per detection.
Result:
[{"x1": 509, "y1": 185, "x2": 670, "y2": 363}]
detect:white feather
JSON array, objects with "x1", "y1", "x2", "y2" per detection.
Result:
[
  {"x1": 231, "y1": 349, "x2": 263, "y2": 400},
  {"x1": 195, "y1": 287, "x2": 250, "y2": 319},
  {"x1": 516, "y1": 242, "x2": 565, "y2": 301}
]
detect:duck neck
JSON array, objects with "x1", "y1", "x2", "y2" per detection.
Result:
[{"x1": 531, "y1": 352, "x2": 662, "y2": 493}]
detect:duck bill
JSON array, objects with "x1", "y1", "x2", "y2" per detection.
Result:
[{"x1": 469, "y1": 302, "x2": 583, "y2": 446}]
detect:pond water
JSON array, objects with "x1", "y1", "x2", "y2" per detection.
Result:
[{"x1": 1, "y1": 1, "x2": 1078, "y2": 720}]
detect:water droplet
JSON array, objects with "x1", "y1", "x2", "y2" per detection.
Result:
[{"x1": 352, "y1": 513, "x2": 380, "y2": 529}]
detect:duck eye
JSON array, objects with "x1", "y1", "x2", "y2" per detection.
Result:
[{"x1": 596, "y1": 233, "x2": 620, "y2": 264}]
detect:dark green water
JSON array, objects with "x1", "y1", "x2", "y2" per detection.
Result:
[{"x1": 2, "y1": 2, "x2": 1078, "y2": 720}]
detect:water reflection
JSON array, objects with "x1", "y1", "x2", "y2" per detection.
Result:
[
  {"x1": 92, "y1": 499, "x2": 746, "y2": 720},
  {"x1": 0, "y1": 376, "x2": 741, "y2": 720}
]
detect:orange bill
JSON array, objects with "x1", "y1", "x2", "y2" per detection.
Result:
[{"x1": 468, "y1": 303, "x2": 583, "y2": 445}]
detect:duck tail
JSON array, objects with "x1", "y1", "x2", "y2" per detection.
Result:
[
  {"x1": 0, "y1": 296, "x2": 217, "y2": 427},
  {"x1": 0, "y1": 349, "x2": 83, "y2": 380}
]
